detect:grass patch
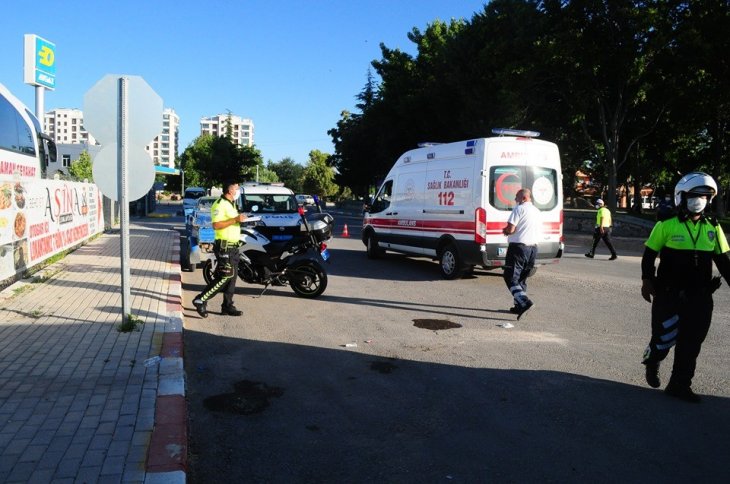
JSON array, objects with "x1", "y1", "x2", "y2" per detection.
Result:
[
  {"x1": 12, "y1": 284, "x2": 33, "y2": 297},
  {"x1": 29, "y1": 309, "x2": 43, "y2": 318},
  {"x1": 118, "y1": 313, "x2": 144, "y2": 332}
]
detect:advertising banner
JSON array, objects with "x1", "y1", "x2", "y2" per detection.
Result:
[{"x1": 0, "y1": 177, "x2": 104, "y2": 281}]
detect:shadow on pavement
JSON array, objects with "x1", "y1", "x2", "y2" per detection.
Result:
[{"x1": 184, "y1": 328, "x2": 730, "y2": 483}]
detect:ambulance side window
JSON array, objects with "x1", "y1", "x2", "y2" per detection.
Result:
[{"x1": 370, "y1": 180, "x2": 393, "y2": 213}]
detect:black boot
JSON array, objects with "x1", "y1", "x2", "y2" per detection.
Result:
[
  {"x1": 193, "y1": 298, "x2": 208, "y2": 318},
  {"x1": 221, "y1": 304, "x2": 243, "y2": 316},
  {"x1": 584, "y1": 252, "x2": 594, "y2": 258},
  {"x1": 665, "y1": 382, "x2": 701, "y2": 403},
  {"x1": 644, "y1": 362, "x2": 660, "y2": 388}
]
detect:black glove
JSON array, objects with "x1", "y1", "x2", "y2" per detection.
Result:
[{"x1": 710, "y1": 276, "x2": 722, "y2": 293}]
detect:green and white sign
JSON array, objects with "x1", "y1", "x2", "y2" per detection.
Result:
[{"x1": 24, "y1": 34, "x2": 56, "y2": 90}]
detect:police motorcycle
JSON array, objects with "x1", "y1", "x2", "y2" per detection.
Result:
[{"x1": 202, "y1": 204, "x2": 334, "y2": 298}]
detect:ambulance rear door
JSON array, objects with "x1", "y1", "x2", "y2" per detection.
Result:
[{"x1": 482, "y1": 137, "x2": 562, "y2": 263}]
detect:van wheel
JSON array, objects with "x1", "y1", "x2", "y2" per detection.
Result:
[
  {"x1": 439, "y1": 244, "x2": 461, "y2": 280},
  {"x1": 366, "y1": 233, "x2": 384, "y2": 259}
]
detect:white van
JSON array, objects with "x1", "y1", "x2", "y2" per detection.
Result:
[{"x1": 362, "y1": 129, "x2": 564, "y2": 278}]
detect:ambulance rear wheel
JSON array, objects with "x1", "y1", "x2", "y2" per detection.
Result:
[
  {"x1": 366, "y1": 233, "x2": 384, "y2": 259},
  {"x1": 439, "y1": 244, "x2": 461, "y2": 280}
]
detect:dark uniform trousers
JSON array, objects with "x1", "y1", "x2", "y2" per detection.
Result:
[
  {"x1": 503, "y1": 243, "x2": 537, "y2": 307},
  {"x1": 589, "y1": 227, "x2": 617, "y2": 256},
  {"x1": 199, "y1": 240, "x2": 241, "y2": 308},
  {"x1": 643, "y1": 285, "x2": 713, "y2": 388}
]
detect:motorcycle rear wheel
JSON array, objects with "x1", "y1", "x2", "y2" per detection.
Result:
[{"x1": 288, "y1": 261, "x2": 328, "y2": 298}]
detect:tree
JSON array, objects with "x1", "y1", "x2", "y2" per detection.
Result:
[
  {"x1": 267, "y1": 157, "x2": 305, "y2": 192},
  {"x1": 539, "y1": 0, "x2": 675, "y2": 211},
  {"x1": 178, "y1": 134, "x2": 260, "y2": 187},
  {"x1": 328, "y1": 0, "x2": 730, "y2": 209},
  {"x1": 68, "y1": 150, "x2": 93, "y2": 182},
  {"x1": 302, "y1": 150, "x2": 338, "y2": 199}
]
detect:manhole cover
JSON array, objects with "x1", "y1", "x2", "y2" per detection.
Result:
[
  {"x1": 203, "y1": 380, "x2": 283, "y2": 415},
  {"x1": 413, "y1": 319, "x2": 462, "y2": 330},
  {"x1": 370, "y1": 361, "x2": 398, "y2": 374}
]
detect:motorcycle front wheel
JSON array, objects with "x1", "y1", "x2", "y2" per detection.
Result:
[
  {"x1": 202, "y1": 259, "x2": 216, "y2": 285},
  {"x1": 288, "y1": 261, "x2": 328, "y2": 298}
]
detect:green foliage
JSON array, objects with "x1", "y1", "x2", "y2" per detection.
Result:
[
  {"x1": 251, "y1": 164, "x2": 280, "y2": 183},
  {"x1": 68, "y1": 150, "x2": 94, "y2": 182},
  {"x1": 302, "y1": 150, "x2": 338, "y2": 199},
  {"x1": 179, "y1": 134, "x2": 260, "y2": 187},
  {"x1": 329, "y1": 0, "x2": 730, "y2": 214},
  {"x1": 267, "y1": 157, "x2": 305, "y2": 192},
  {"x1": 118, "y1": 313, "x2": 144, "y2": 332}
]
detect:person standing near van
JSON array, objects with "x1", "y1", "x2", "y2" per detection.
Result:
[
  {"x1": 640, "y1": 172, "x2": 730, "y2": 402},
  {"x1": 585, "y1": 198, "x2": 617, "y2": 260},
  {"x1": 502, "y1": 188, "x2": 541, "y2": 319},
  {"x1": 193, "y1": 181, "x2": 247, "y2": 318}
]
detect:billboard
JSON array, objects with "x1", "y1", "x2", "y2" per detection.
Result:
[
  {"x1": 0, "y1": 178, "x2": 103, "y2": 281},
  {"x1": 24, "y1": 34, "x2": 56, "y2": 90}
]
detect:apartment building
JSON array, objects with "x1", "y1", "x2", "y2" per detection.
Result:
[
  {"x1": 145, "y1": 109, "x2": 180, "y2": 168},
  {"x1": 44, "y1": 108, "x2": 179, "y2": 169},
  {"x1": 200, "y1": 113, "x2": 254, "y2": 147},
  {"x1": 44, "y1": 108, "x2": 97, "y2": 145}
]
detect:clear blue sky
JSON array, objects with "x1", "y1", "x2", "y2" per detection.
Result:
[{"x1": 2, "y1": 0, "x2": 487, "y2": 165}]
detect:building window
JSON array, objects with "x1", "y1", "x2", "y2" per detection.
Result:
[{"x1": 62, "y1": 154, "x2": 71, "y2": 167}]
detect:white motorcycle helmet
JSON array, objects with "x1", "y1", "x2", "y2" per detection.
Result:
[{"x1": 674, "y1": 171, "x2": 717, "y2": 207}]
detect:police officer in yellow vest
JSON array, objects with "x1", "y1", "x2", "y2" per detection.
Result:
[
  {"x1": 193, "y1": 181, "x2": 247, "y2": 318},
  {"x1": 641, "y1": 172, "x2": 730, "y2": 402},
  {"x1": 584, "y1": 198, "x2": 617, "y2": 260}
]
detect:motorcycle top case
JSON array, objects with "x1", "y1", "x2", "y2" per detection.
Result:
[
  {"x1": 251, "y1": 212, "x2": 334, "y2": 243},
  {"x1": 307, "y1": 213, "x2": 334, "y2": 242}
]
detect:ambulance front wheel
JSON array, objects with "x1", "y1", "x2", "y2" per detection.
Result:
[{"x1": 439, "y1": 244, "x2": 462, "y2": 280}]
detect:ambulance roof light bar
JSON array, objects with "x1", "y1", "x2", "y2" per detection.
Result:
[{"x1": 491, "y1": 128, "x2": 541, "y2": 138}]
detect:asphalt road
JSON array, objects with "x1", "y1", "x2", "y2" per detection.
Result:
[{"x1": 179, "y1": 215, "x2": 730, "y2": 483}]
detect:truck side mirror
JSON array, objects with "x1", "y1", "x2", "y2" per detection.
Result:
[{"x1": 47, "y1": 140, "x2": 57, "y2": 163}]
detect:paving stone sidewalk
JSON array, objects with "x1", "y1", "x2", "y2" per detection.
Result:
[{"x1": 0, "y1": 219, "x2": 184, "y2": 483}]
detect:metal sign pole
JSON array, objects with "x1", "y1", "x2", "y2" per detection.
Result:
[
  {"x1": 118, "y1": 77, "x2": 131, "y2": 324},
  {"x1": 34, "y1": 85, "x2": 45, "y2": 122}
]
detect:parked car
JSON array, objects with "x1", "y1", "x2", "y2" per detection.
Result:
[
  {"x1": 296, "y1": 194, "x2": 316, "y2": 205},
  {"x1": 182, "y1": 187, "x2": 207, "y2": 215}
]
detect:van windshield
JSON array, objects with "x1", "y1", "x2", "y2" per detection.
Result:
[
  {"x1": 489, "y1": 166, "x2": 558, "y2": 211},
  {"x1": 240, "y1": 194, "x2": 299, "y2": 213}
]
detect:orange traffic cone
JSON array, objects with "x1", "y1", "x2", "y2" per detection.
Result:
[{"x1": 341, "y1": 224, "x2": 350, "y2": 237}]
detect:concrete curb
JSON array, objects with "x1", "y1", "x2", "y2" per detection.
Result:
[{"x1": 145, "y1": 238, "x2": 187, "y2": 483}]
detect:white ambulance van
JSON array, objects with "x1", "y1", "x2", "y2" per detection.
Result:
[{"x1": 362, "y1": 129, "x2": 563, "y2": 279}]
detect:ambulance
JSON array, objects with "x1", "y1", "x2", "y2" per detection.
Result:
[{"x1": 362, "y1": 129, "x2": 563, "y2": 279}]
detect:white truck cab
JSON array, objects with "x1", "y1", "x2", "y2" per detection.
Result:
[{"x1": 363, "y1": 130, "x2": 564, "y2": 279}]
